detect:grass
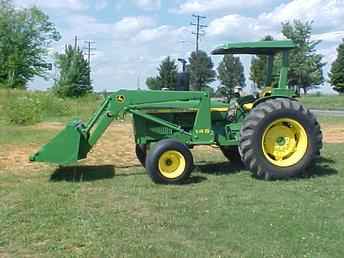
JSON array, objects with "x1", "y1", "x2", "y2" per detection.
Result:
[
  {"x1": 317, "y1": 114, "x2": 344, "y2": 125},
  {"x1": 300, "y1": 95, "x2": 344, "y2": 110},
  {"x1": 0, "y1": 122, "x2": 59, "y2": 145},
  {"x1": 1, "y1": 89, "x2": 344, "y2": 257},
  {"x1": 0, "y1": 89, "x2": 103, "y2": 124},
  {"x1": 0, "y1": 144, "x2": 344, "y2": 257}
]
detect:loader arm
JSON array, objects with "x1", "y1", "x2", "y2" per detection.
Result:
[{"x1": 30, "y1": 90, "x2": 213, "y2": 165}]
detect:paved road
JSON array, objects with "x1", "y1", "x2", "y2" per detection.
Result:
[{"x1": 311, "y1": 109, "x2": 344, "y2": 117}]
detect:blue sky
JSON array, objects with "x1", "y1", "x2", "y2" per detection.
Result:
[{"x1": 14, "y1": 0, "x2": 344, "y2": 92}]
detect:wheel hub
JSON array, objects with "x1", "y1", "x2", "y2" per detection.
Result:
[
  {"x1": 158, "y1": 151, "x2": 186, "y2": 179},
  {"x1": 262, "y1": 119, "x2": 308, "y2": 167}
]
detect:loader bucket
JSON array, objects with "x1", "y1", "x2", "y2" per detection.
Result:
[{"x1": 30, "y1": 120, "x2": 91, "y2": 165}]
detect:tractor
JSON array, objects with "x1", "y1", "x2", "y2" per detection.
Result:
[{"x1": 30, "y1": 40, "x2": 322, "y2": 184}]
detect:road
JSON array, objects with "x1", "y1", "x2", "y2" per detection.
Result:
[{"x1": 311, "y1": 109, "x2": 344, "y2": 117}]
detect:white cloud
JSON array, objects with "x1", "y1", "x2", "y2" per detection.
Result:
[
  {"x1": 207, "y1": 15, "x2": 263, "y2": 40},
  {"x1": 176, "y1": 0, "x2": 269, "y2": 14},
  {"x1": 134, "y1": 26, "x2": 189, "y2": 43},
  {"x1": 14, "y1": 0, "x2": 86, "y2": 10},
  {"x1": 259, "y1": 0, "x2": 344, "y2": 31},
  {"x1": 207, "y1": 0, "x2": 344, "y2": 42},
  {"x1": 95, "y1": 0, "x2": 108, "y2": 10},
  {"x1": 132, "y1": 0, "x2": 161, "y2": 10},
  {"x1": 112, "y1": 16, "x2": 156, "y2": 39},
  {"x1": 313, "y1": 31, "x2": 344, "y2": 43}
]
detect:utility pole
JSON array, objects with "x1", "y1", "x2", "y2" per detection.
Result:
[
  {"x1": 74, "y1": 35, "x2": 78, "y2": 49},
  {"x1": 190, "y1": 14, "x2": 207, "y2": 53},
  {"x1": 83, "y1": 40, "x2": 96, "y2": 82},
  {"x1": 84, "y1": 40, "x2": 96, "y2": 66}
]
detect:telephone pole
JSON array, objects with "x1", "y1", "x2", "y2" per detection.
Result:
[
  {"x1": 83, "y1": 40, "x2": 96, "y2": 81},
  {"x1": 83, "y1": 40, "x2": 96, "y2": 66},
  {"x1": 74, "y1": 35, "x2": 78, "y2": 49},
  {"x1": 190, "y1": 14, "x2": 207, "y2": 53}
]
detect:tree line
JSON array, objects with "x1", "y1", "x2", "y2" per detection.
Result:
[
  {"x1": 147, "y1": 21, "x2": 344, "y2": 95},
  {"x1": 0, "y1": 0, "x2": 92, "y2": 97},
  {"x1": 0, "y1": 0, "x2": 344, "y2": 96}
]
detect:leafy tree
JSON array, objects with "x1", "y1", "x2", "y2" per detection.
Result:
[
  {"x1": 54, "y1": 45, "x2": 92, "y2": 97},
  {"x1": 249, "y1": 35, "x2": 274, "y2": 89},
  {"x1": 217, "y1": 54, "x2": 245, "y2": 96},
  {"x1": 146, "y1": 76, "x2": 160, "y2": 90},
  {"x1": 0, "y1": 0, "x2": 60, "y2": 88},
  {"x1": 329, "y1": 39, "x2": 344, "y2": 93},
  {"x1": 157, "y1": 56, "x2": 177, "y2": 90},
  {"x1": 187, "y1": 50, "x2": 216, "y2": 91},
  {"x1": 146, "y1": 56, "x2": 177, "y2": 90},
  {"x1": 282, "y1": 20, "x2": 325, "y2": 94}
]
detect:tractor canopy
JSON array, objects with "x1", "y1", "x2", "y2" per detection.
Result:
[
  {"x1": 212, "y1": 40, "x2": 297, "y2": 94},
  {"x1": 211, "y1": 40, "x2": 296, "y2": 55}
]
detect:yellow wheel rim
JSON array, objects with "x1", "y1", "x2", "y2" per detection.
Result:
[
  {"x1": 158, "y1": 150, "x2": 186, "y2": 179},
  {"x1": 262, "y1": 118, "x2": 308, "y2": 167}
]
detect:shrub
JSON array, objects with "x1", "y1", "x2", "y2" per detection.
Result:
[
  {"x1": 40, "y1": 94, "x2": 72, "y2": 117},
  {"x1": 4, "y1": 95, "x2": 43, "y2": 125}
]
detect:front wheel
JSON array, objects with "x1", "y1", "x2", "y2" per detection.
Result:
[
  {"x1": 239, "y1": 98, "x2": 322, "y2": 180},
  {"x1": 146, "y1": 139, "x2": 194, "y2": 184}
]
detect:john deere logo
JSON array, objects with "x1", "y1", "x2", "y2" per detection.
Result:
[{"x1": 116, "y1": 95, "x2": 125, "y2": 103}]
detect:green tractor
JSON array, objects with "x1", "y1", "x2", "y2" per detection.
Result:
[{"x1": 30, "y1": 40, "x2": 322, "y2": 184}]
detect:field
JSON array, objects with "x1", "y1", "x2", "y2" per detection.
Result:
[
  {"x1": 1, "y1": 91, "x2": 344, "y2": 257},
  {"x1": 301, "y1": 95, "x2": 344, "y2": 110}
]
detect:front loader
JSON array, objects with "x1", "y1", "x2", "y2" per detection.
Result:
[{"x1": 30, "y1": 40, "x2": 322, "y2": 184}]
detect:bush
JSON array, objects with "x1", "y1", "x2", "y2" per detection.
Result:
[
  {"x1": 40, "y1": 94, "x2": 72, "y2": 117},
  {"x1": 0, "y1": 89, "x2": 103, "y2": 125},
  {"x1": 4, "y1": 95, "x2": 43, "y2": 125}
]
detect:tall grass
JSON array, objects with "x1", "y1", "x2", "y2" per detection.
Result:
[{"x1": 0, "y1": 89, "x2": 103, "y2": 125}]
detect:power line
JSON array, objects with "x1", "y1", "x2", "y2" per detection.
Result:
[
  {"x1": 190, "y1": 14, "x2": 207, "y2": 53},
  {"x1": 83, "y1": 40, "x2": 96, "y2": 81},
  {"x1": 83, "y1": 40, "x2": 96, "y2": 66}
]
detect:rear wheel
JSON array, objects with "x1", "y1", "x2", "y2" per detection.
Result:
[
  {"x1": 135, "y1": 144, "x2": 147, "y2": 167},
  {"x1": 220, "y1": 146, "x2": 242, "y2": 164},
  {"x1": 146, "y1": 139, "x2": 194, "y2": 184},
  {"x1": 239, "y1": 98, "x2": 322, "y2": 180}
]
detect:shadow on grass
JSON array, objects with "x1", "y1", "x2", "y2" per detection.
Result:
[
  {"x1": 50, "y1": 165, "x2": 147, "y2": 182},
  {"x1": 196, "y1": 156, "x2": 338, "y2": 181},
  {"x1": 182, "y1": 175, "x2": 208, "y2": 185},
  {"x1": 302, "y1": 157, "x2": 338, "y2": 178},
  {"x1": 50, "y1": 165, "x2": 116, "y2": 182},
  {"x1": 253, "y1": 156, "x2": 338, "y2": 181},
  {"x1": 196, "y1": 161, "x2": 244, "y2": 176}
]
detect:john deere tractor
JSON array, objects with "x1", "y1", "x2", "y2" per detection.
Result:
[{"x1": 30, "y1": 40, "x2": 322, "y2": 184}]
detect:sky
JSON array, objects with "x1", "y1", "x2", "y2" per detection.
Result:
[{"x1": 14, "y1": 0, "x2": 344, "y2": 92}]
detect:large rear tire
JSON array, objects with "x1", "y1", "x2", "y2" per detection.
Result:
[
  {"x1": 135, "y1": 144, "x2": 147, "y2": 167},
  {"x1": 146, "y1": 139, "x2": 194, "y2": 184},
  {"x1": 239, "y1": 98, "x2": 322, "y2": 180},
  {"x1": 220, "y1": 146, "x2": 242, "y2": 164}
]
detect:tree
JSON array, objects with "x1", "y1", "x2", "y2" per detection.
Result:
[
  {"x1": 146, "y1": 56, "x2": 177, "y2": 90},
  {"x1": 187, "y1": 50, "x2": 216, "y2": 91},
  {"x1": 54, "y1": 45, "x2": 92, "y2": 97},
  {"x1": 146, "y1": 76, "x2": 160, "y2": 90},
  {"x1": 0, "y1": 0, "x2": 60, "y2": 88},
  {"x1": 217, "y1": 54, "x2": 245, "y2": 96},
  {"x1": 249, "y1": 35, "x2": 274, "y2": 89},
  {"x1": 282, "y1": 20, "x2": 325, "y2": 94},
  {"x1": 329, "y1": 39, "x2": 344, "y2": 93}
]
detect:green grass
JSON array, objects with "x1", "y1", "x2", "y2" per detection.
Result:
[
  {"x1": 1, "y1": 89, "x2": 344, "y2": 257},
  {"x1": 0, "y1": 122, "x2": 59, "y2": 145},
  {"x1": 1, "y1": 144, "x2": 343, "y2": 257},
  {"x1": 0, "y1": 89, "x2": 102, "y2": 124},
  {"x1": 300, "y1": 95, "x2": 344, "y2": 110}
]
